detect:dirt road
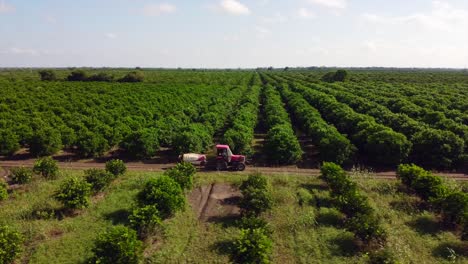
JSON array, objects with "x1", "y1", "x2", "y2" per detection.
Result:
[{"x1": 1, "y1": 159, "x2": 467, "y2": 181}]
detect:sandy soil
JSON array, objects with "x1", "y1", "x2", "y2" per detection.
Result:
[{"x1": 188, "y1": 183, "x2": 241, "y2": 221}]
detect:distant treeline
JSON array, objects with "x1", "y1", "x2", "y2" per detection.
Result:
[{"x1": 39, "y1": 69, "x2": 144, "y2": 83}]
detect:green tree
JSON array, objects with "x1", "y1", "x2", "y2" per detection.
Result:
[
  {"x1": 0, "y1": 225, "x2": 23, "y2": 264},
  {"x1": 90, "y1": 226, "x2": 142, "y2": 264},
  {"x1": 10, "y1": 167, "x2": 33, "y2": 184},
  {"x1": 54, "y1": 176, "x2": 92, "y2": 210},
  {"x1": 33, "y1": 156, "x2": 59, "y2": 179},
  {"x1": 232, "y1": 228, "x2": 272, "y2": 264},
  {"x1": 120, "y1": 128, "x2": 159, "y2": 159},
  {"x1": 118, "y1": 71, "x2": 144, "y2": 83},
  {"x1": 0, "y1": 129, "x2": 20, "y2": 156},
  {"x1": 75, "y1": 130, "x2": 109, "y2": 158},
  {"x1": 29, "y1": 126, "x2": 62, "y2": 157},
  {"x1": 38, "y1": 69, "x2": 57, "y2": 81},
  {"x1": 265, "y1": 124, "x2": 303, "y2": 165},
  {"x1": 67, "y1": 70, "x2": 88, "y2": 81},
  {"x1": 164, "y1": 162, "x2": 196, "y2": 190},
  {"x1": 105, "y1": 159, "x2": 127, "y2": 176},
  {"x1": 84, "y1": 169, "x2": 114, "y2": 193},
  {"x1": 129, "y1": 205, "x2": 162, "y2": 238},
  {"x1": 137, "y1": 176, "x2": 185, "y2": 218},
  {"x1": 0, "y1": 180, "x2": 8, "y2": 201}
]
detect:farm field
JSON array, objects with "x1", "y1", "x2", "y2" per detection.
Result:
[
  {"x1": 1, "y1": 167, "x2": 467, "y2": 264},
  {"x1": 1, "y1": 69, "x2": 468, "y2": 172}
]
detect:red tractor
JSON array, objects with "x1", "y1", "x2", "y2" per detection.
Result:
[{"x1": 215, "y1": 144, "x2": 246, "y2": 171}]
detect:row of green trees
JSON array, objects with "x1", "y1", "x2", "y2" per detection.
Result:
[
  {"x1": 288, "y1": 81, "x2": 411, "y2": 166},
  {"x1": 397, "y1": 164, "x2": 467, "y2": 240},
  {"x1": 262, "y1": 84, "x2": 303, "y2": 164},
  {"x1": 39, "y1": 70, "x2": 145, "y2": 83},
  {"x1": 221, "y1": 85, "x2": 261, "y2": 156},
  {"x1": 304, "y1": 81, "x2": 465, "y2": 169},
  {"x1": 269, "y1": 78, "x2": 355, "y2": 164}
]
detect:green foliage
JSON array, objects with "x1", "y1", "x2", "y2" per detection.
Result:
[
  {"x1": 33, "y1": 156, "x2": 59, "y2": 179},
  {"x1": 120, "y1": 128, "x2": 159, "y2": 159},
  {"x1": 67, "y1": 70, "x2": 88, "y2": 81},
  {"x1": 38, "y1": 70, "x2": 57, "y2": 81},
  {"x1": 164, "y1": 162, "x2": 196, "y2": 190},
  {"x1": 0, "y1": 129, "x2": 20, "y2": 156},
  {"x1": 129, "y1": 205, "x2": 162, "y2": 238},
  {"x1": 0, "y1": 225, "x2": 22, "y2": 264},
  {"x1": 88, "y1": 72, "x2": 114, "y2": 82},
  {"x1": 345, "y1": 213, "x2": 386, "y2": 244},
  {"x1": 396, "y1": 164, "x2": 430, "y2": 187},
  {"x1": 236, "y1": 217, "x2": 272, "y2": 236},
  {"x1": 137, "y1": 175, "x2": 185, "y2": 218},
  {"x1": 75, "y1": 130, "x2": 109, "y2": 158},
  {"x1": 54, "y1": 176, "x2": 92, "y2": 210},
  {"x1": 84, "y1": 169, "x2": 115, "y2": 193},
  {"x1": 265, "y1": 124, "x2": 303, "y2": 164},
  {"x1": 439, "y1": 191, "x2": 468, "y2": 226},
  {"x1": 118, "y1": 71, "x2": 144, "y2": 82},
  {"x1": 239, "y1": 174, "x2": 272, "y2": 217},
  {"x1": 368, "y1": 248, "x2": 398, "y2": 264},
  {"x1": 28, "y1": 126, "x2": 62, "y2": 156},
  {"x1": 297, "y1": 188, "x2": 313, "y2": 206},
  {"x1": 172, "y1": 123, "x2": 212, "y2": 154},
  {"x1": 0, "y1": 180, "x2": 8, "y2": 201},
  {"x1": 232, "y1": 228, "x2": 272, "y2": 264},
  {"x1": 10, "y1": 167, "x2": 33, "y2": 184},
  {"x1": 321, "y1": 70, "x2": 349, "y2": 83},
  {"x1": 105, "y1": 159, "x2": 127, "y2": 176},
  {"x1": 90, "y1": 226, "x2": 142, "y2": 264}
]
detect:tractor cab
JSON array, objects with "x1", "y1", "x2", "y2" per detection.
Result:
[{"x1": 215, "y1": 144, "x2": 246, "y2": 171}]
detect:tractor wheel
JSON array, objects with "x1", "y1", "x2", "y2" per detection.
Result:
[
  {"x1": 216, "y1": 161, "x2": 227, "y2": 171},
  {"x1": 237, "y1": 163, "x2": 246, "y2": 171}
]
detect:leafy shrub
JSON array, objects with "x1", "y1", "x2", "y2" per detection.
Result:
[
  {"x1": 118, "y1": 71, "x2": 144, "y2": 83},
  {"x1": 105, "y1": 159, "x2": 127, "y2": 176},
  {"x1": 439, "y1": 191, "x2": 468, "y2": 226},
  {"x1": 84, "y1": 169, "x2": 114, "y2": 193},
  {"x1": 321, "y1": 70, "x2": 349, "y2": 83},
  {"x1": 239, "y1": 186, "x2": 272, "y2": 217},
  {"x1": 336, "y1": 191, "x2": 373, "y2": 217},
  {"x1": 164, "y1": 162, "x2": 196, "y2": 190},
  {"x1": 54, "y1": 177, "x2": 92, "y2": 210},
  {"x1": 345, "y1": 213, "x2": 386, "y2": 244},
  {"x1": 316, "y1": 207, "x2": 345, "y2": 227},
  {"x1": 137, "y1": 176, "x2": 185, "y2": 218},
  {"x1": 120, "y1": 128, "x2": 159, "y2": 159},
  {"x1": 0, "y1": 180, "x2": 8, "y2": 201},
  {"x1": 396, "y1": 164, "x2": 430, "y2": 187},
  {"x1": 28, "y1": 126, "x2": 62, "y2": 156},
  {"x1": 0, "y1": 129, "x2": 20, "y2": 156},
  {"x1": 88, "y1": 72, "x2": 114, "y2": 82},
  {"x1": 232, "y1": 228, "x2": 272, "y2": 264},
  {"x1": 172, "y1": 124, "x2": 212, "y2": 154},
  {"x1": 265, "y1": 124, "x2": 303, "y2": 165},
  {"x1": 129, "y1": 205, "x2": 162, "y2": 238},
  {"x1": 297, "y1": 188, "x2": 313, "y2": 206},
  {"x1": 90, "y1": 226, "x2": 142, "y2": 264},
  {"x1": 0, "y1": 225, "x2": 22, "y2": 264},
  {"x1": 368, "y1": 248, "x2": 398, "y2": 264},
  {"x1": 75, "y1": 130, "x2": 109, "y2": 158},
  {"x1": 33, "y1": 156, "x2": 59, "y2": 179},
  {"x1": 38, "y1": 69, "x2": 57, "y2": 81},
  {"x1": 412, "y1": 174, "x2": 448, "y2": 201},
  {"x1": 240, "y1": 173, "x2": 268, "y2": 191},
  {"x1": 236, "y1": 217, "x2": 272, "y2": 236},
  {"x1": 10, "y1": 167, "x2": 33, "y2": 184}
]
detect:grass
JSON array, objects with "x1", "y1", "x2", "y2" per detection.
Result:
[{"x1": 0, "y1": 169, "x2": 467, "y2": 263}]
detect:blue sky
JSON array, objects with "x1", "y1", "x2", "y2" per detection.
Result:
[{"x1": 1, "y1": 0, "x2": 467, "y2": 68}]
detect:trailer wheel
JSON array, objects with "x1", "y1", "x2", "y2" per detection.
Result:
[{"x1": 237, "y1": 163, "x2": 246, "y2": 171}]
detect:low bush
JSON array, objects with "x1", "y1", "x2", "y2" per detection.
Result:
[
  {"x1": 54, "y1": 177, "x2": 92, "y2": 210},
  {"x1": 236, "y1": 217, "x2": 272, "y2": 236},
  {"x1": 0, "y1": 225, "x2": 23, "y2": 264},
  {"x1": 439, "y1": 191, "x2": 468, "y2": 226},
  {"x1": 411, "y1": 174, "x2": 448, "y2": 201},
  {"x1": 297, "y1": 188, "x2": 313, "y2": 206},
  {"x1": 137, "y1": 176, "x2": 185, "y2": 218},
  {"x1": 84, "y1": 169, "x2": 114, "y2": 193},
  {"x1": 164, "y1": 162, "x2": 196, "y2": 190},
  {"x1": 396, "y1": 163, "x2": 430, "y2": 187},
  {"x1": 129, "y1": 205, "x2": 163, "y2": 239},
  {"x1": 90, "y1": 226, "x2": 142, "y2": 264},
  {"x1": 10, "y1": 167, "x2": 33, "y2": 184},
  {"x1": 239, "y1": 186, "x2": 272, "y2": 217},
  {"x1": 33, "y1": 156, "x2": 59, "y2": 179},
  {"x1": 368, "y1": 248, "x2": 398, "y2": 264},
  {"x1": 240, "y1": 173, "x2": 268, "y2": 191},
  {"x1": 232, "y1": 228, "x2": 272, "y2": 264},
  {"x1": 0, "y1": 180, "x2": 7, "y2": 201},
  {"x1": 345, "y1": 213, "x2": 386, "y2": 244},
  {"x1": 105, "y1": 159, "x2": 127, "y2": 176}
]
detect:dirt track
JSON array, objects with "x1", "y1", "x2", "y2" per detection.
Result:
[{"x1": 1, "y1": 159, "x2": 467, "y2": 181}]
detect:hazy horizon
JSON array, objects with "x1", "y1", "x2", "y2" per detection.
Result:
[{"x1": 1, "y1": 0, "x2": 467, "y2": 68}]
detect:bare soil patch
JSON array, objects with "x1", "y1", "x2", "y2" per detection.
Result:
[{"x1": 189, "y1": 183, "x2": 241, "y2": 222}]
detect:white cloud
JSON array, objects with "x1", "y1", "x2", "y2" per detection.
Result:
[
  {"x1": 220, "y1": 0, "x2": 250, "y2": 15},
  {"x1": 1, "y1": 47, "x2": 39, "y2": 56},
  {"x1": 143, "y1": 3, "x2": 176, "y2": 16},
  {"x1": 45, "y1": 15, "x2": 57, "y2": 24},
  {"x1": 362, "y1": 1, "x2": 468, "y2": 32},
  {"x1": 0, "y1": 0, "x2": 14, "y2": 13},
  {"x1": 308, "y1": 0, "x2": 347, "y2": 9},
  {"x1": 105, "y1": 33, "x2": 117, "y2": 39},
  {"x1": 260, "y1": 13, "x2": 287, "y2": 24},
  {"x1": 297, "y1": 8, "x2": 315, "y2": 19},
  {"x1": 255, "y1": 26, "x2": 270, "y2": 35}
]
